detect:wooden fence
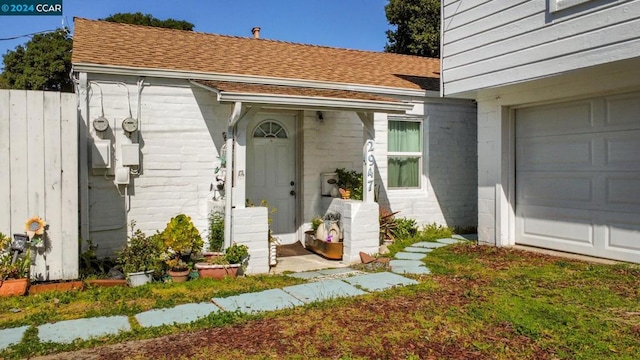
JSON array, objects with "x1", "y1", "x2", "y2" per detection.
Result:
[{"x1": 0, "y1": 89, "x2": 78, "y2": 280}]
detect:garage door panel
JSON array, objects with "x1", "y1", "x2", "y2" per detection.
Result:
[
  {"x1": 605, "y1": 176, "x2": 640, "y2": 212},
  {"x1": 600, "y1": 212, "x2": 640, "y2": 262},
  {"x1": 604, "y1": 130, "x2": 640, "y2": 168},
  {"x1": 516, "y1": 101, "x2": 593, "y2": 138},
  {"x1": 517, "y1": 172, "x2": 593, "y2": 207},
  {"x1": 517, "y1": 135, "x2": 594, "y2": 171},
  {"x1": 606, "y1": 94, "x2": 640, "y2": 128},
  {"x1": 516, "y1": 91, "x2": 640, "y2": 263},
  {"x1": 517, "y1": 205, "x2": 593, "y2": 245}
]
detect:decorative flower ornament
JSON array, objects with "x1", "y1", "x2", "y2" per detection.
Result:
[{"x1": 25, "y1": 216, "x2": 46, "y2": 247}]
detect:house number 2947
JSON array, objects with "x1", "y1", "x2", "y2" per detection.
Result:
[{"x1": 364, "y1": 140, "x2": 375, "y2": 194}]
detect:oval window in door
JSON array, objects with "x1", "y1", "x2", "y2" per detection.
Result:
[{"x1": 253, "y1": 120, "x2": 288, "y2": 139}]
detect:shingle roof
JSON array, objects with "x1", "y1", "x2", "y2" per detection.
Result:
[
  {"x1": 72, "y1": 18, "x2": 440, "y2": 92},
  {"x1": 195, "y1": 80, "x2": 402, "y2": 103}
]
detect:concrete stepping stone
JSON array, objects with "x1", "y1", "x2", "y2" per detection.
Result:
[
  {"x1": 0, "y1": 326, "x2": 29, "y2": 351},
  {"x1": 390, "y1": 259, "x2": 425, "y2": 268},
  {"x1": 283, "y1": 279, "x2": 365, "y2": 303},
  {"x1": 453, "y1": 234, "x2": 478, "y2": 241},
  {"x1": 38, "y1": 316, "x2": 130, "y2": 344},
  {"x1": 288, "y1": 271, "x2": 324, "y2": 280},
  {"x1": 395, "y1": 252, "x2": 427, "y2": 260},
  {"x1": 436, "y1": 238, "x2": 466, "y2": 245},
  {"x1": 343, "y1": 272, "x2": 418, "y2": 292},
  {"x1": 404, "y1": 246, "x2": 434, "y2": 253},
  {"x1": 213, "y1": 288, "x2": 304, "y2": 314},
  {"x1": 317, "y1": 268, "x2": 358, "y2": 276},
  {"x1": 135, "y1": 303, "x2": 219, "y2": 328},
  {"x1": 392, "y1": 266, "x2": 432, "y2": 275},
  {"x1": 412, "y1": 241, "x2": 448, "y2": 249}
]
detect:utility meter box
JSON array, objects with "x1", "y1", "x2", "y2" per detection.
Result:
[
  {"x1": 91, "y1": 139, "x2": 111, "y2": 169},
  {"x1": 121, "y1": 143, "x2": 140, "y2": 166},
  {"x1": 114, "y1": 167, "x2": 130, "y2": 185}
]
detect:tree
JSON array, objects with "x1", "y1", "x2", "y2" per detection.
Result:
[
  {"x1": 0, "y1": 29, "x2": 73, "y2": 91},
  {"x1": 101, "y1": 12, "x2": 194, "y2": 31},
  {"x1": 0, "y1": 13, "x2": 194, "y2": 92},
  {"x1": 384, "y1": 0, "x2": 440, "y2": 58}
]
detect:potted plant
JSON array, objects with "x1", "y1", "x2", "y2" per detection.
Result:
[
  {"x1": 0, "y1": 232, "x2": 31, "y2": 297},
  {"x1": 195, "y1": 243, "x2": 249, "y2": 279},
  {"x1": 335, "y1": 168, "x2": 363, "y2": 200},
  {"x1": 305, "y1": 212, "x2": 344, "y2": 260},
  {"x1": 159, "y1": 214, "x2": 203, "y2": 282},
  {"x1": 117, "y1": 221, "x2": 162, "y2": 287},
  {"x1": 203, "y1": 211, "x2": 225, "y2": 261}
]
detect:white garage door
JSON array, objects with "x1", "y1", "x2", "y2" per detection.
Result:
[{"x1": 515, "y1": 92, "x2": 640, "y2": 263}]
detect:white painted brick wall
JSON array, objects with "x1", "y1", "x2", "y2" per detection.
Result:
[
  {"x1": 86, "y1": 76, "x2": 228, "y2": 256},
  {"x1": 300, "y1": 100, "x2": 477, "y2": 240},
  {"x1": 476, "y1": 101, "x2": 500, "y2": 245},
  {"x1": 232, "y1": 207, "x2": 269, "y2": 274},
  {"x1": 326, "y1": 199, "x2": 379, "y2": 263},
  {"x1": 302, "y1": 111, "x2": 363, "y2": 222},
  {"x1": 87, "y1": 76, "x2": 477, "y2": 260},
  {"x1": 376, "y1": 100, "x2": 477, "y2": 229}
]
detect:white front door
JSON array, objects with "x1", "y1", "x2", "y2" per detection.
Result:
[{"x1": 247, "y1": 114, "x2": 297, "y2": 244}]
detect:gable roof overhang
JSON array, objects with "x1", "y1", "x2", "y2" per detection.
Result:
[
  {"x1": 190, "y1": 80, "x2": 414, "y2": 113},
  {"x1": 73, "y1": 63, "x2": 437, "y2": 99}
]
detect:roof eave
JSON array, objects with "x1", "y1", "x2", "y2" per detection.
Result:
[
  {"x1": 73, "y1": 63, "x2": 438, "y2": 98},
  {"x1": 215, "y1": 92, "x2": 413, "y2": 112}
]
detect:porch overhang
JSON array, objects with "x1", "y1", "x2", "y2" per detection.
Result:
[{"x1": 190, "y1": 80, "x2": 414, "y2": 113}]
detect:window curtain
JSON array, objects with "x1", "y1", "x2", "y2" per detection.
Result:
[
  {"x1": 388, "y1": 121, "x2": 420, "y2": 152},
  {"x1": 388, "y1": 157, "x2": 419, "y2": 188}
]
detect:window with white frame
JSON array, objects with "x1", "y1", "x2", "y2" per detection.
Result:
[{"x1": 387, "y1": 117, "x2": 422, "y2": 189}]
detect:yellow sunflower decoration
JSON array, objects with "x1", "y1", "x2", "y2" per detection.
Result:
[{"x1": 25, "y1": 216, "x2": 46, "y2": 240}]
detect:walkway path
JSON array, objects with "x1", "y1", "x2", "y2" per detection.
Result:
[
  {"x1": 0, "y1": 270, "x2": 416, "y2": 350},
  {"x1": 389, "y1": 234, "x2": 477, "y2": 275},
  {"x1": 0, "y1": 234, "x2": 477, "y2": 351}
]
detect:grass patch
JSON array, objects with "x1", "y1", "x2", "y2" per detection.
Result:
[{"x1": 2, "y1": 243, "x2": 639, "y2": 359}]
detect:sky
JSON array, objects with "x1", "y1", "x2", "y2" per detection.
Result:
[{"x1": 0, "y1": 0, "x2": 392, "y2": 70}]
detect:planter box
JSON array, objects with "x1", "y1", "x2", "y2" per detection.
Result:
[
  {"x1": 29, "y1": 281, "x2": 84, "y2": 295},
  {"x1": 195, "y1": 263, "x2": 240, "y2": 279},
  {"x1": 305, "y1": 231, "x2": 343, "y2": 260},
  {"x1": 0, "y1": 278, "x2": 29, "y2": 297}
]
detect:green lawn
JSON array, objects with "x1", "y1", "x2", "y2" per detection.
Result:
[{"x1": 1, "y1": 239, "x2": 639, "y2": 359}]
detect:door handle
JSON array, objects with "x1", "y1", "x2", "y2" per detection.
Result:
[
  {"x1": 290, "y1": 181, "x2": 295, "y2": 186},
  {"x1": 290, "y1": 190, "x2": 296, "y2": 196}
]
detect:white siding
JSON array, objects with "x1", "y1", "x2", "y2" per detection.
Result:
[{"x1": 442, "y1": 0, "x2": 640, "y2": 96}]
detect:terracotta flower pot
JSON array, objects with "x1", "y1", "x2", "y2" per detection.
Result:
[
  {"x1": 195, "y1": 263, "x2": 240, "y2": 279},
  {"x1": 0, "y1": 278, "x2": 29, "y2": 297},
  {"x1": 168, "y1": 269, "x2": 190, "y2": 283}
]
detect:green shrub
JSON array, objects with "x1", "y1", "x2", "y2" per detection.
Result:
[
  {"x1": 160, "y1": 214, "x2": 203, "y2": 270},
  {"x1": 224, "y1": 243, "x2": 249, "y2": 264},
  {"x1": 117, "y1": 222, "x2": 163, "y2": 275},
  {"x1": 160, "y1": 214, "x2": 203, "y2": 256},
  {"x1": 394, "y1": 217, "x2": 418, "y2": 239},
  {"x1": 419, "y1": 223, "x2": 453, "y2": 240},
  {"x1": 208, "y1": 212, "x2": 224, "y2": 252}
]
